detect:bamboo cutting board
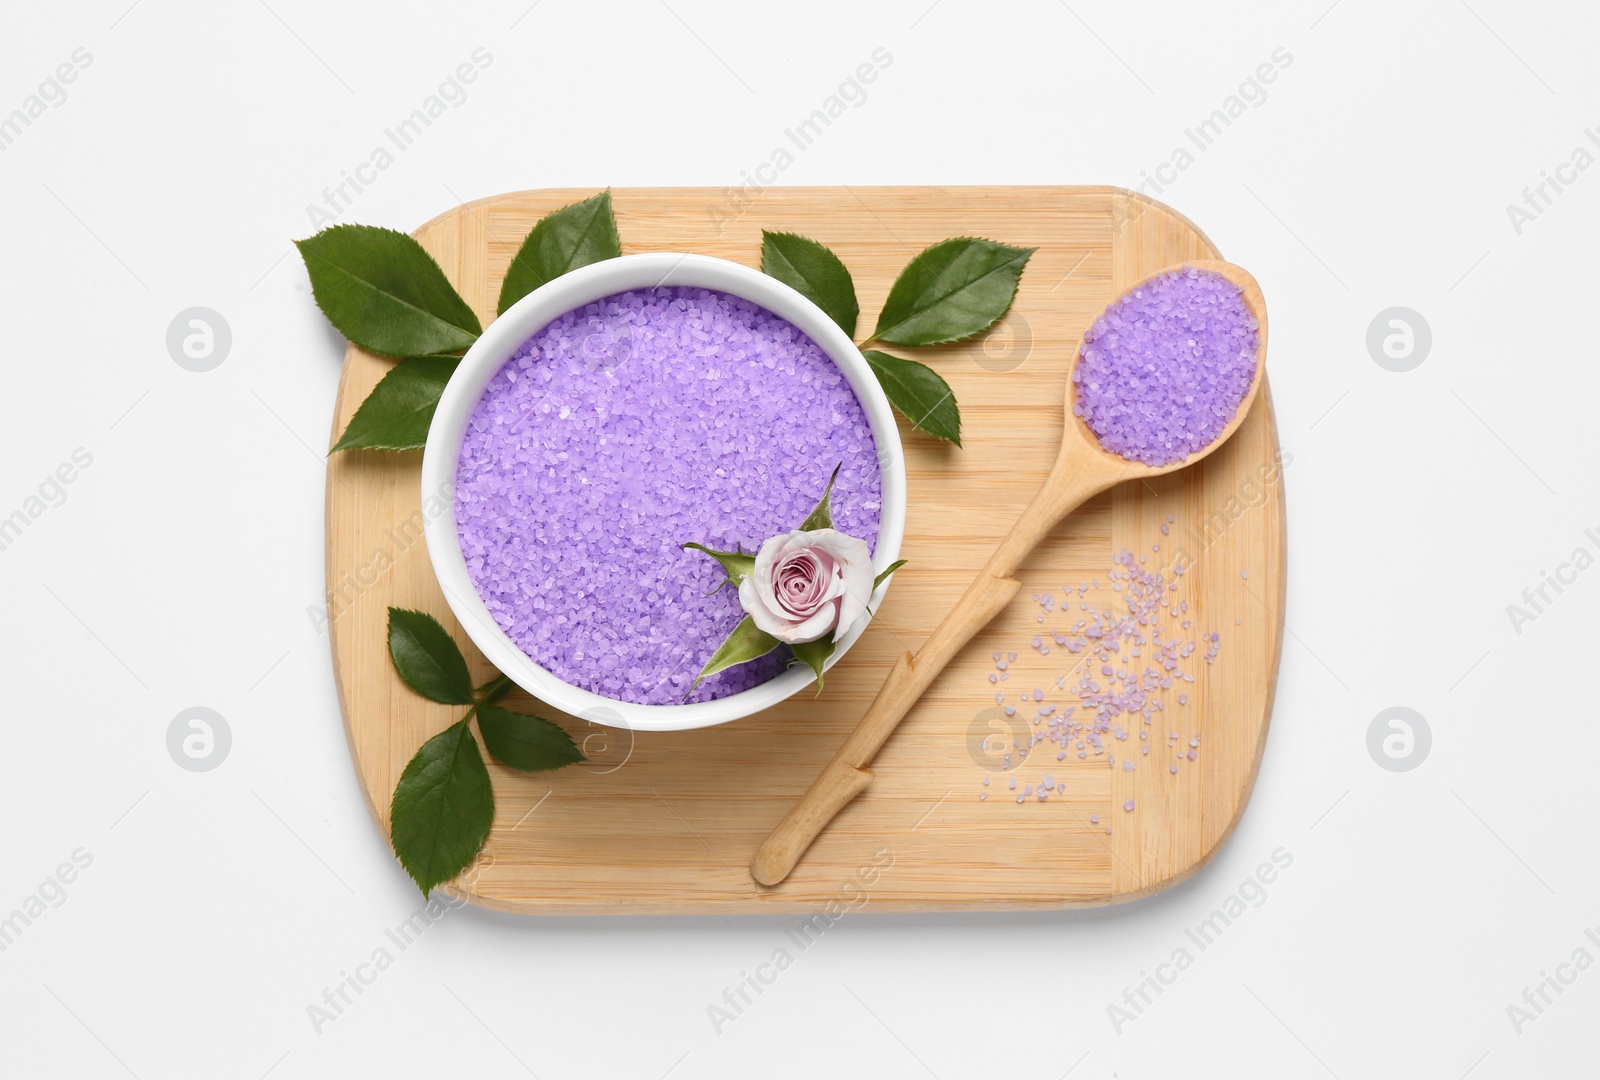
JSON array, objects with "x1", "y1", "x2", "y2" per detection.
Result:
[{"x1": 325, "y1": 186, "x2": 1286, "y2": 914}]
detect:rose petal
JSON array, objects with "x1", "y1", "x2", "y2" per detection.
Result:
[
  {"x1": 739, "y1": 576, "x2": 837, "y2": 643},
  {"x1": 795, "y1": 530, "x2": 873, "y2": 641},
  {"x1": 741, "y1": 528, "x2": 873, "y2": 645}
]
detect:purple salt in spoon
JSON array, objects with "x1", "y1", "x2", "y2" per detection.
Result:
[{"x1": 753, "y1": 260, "x2": 1267, "y2": 887}]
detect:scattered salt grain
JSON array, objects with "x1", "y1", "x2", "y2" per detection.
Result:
[{"x1": 973, "y1": 519, "x2": 1220, "y2": 822}]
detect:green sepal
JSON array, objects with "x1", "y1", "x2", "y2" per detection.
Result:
[
  {"x1": 687, "y1": 615, "x2": 781, "y2": 696},
  {"x1": 683, "y1": 542, "x2": 756, "y2": 594},
  {"x1": 788, "y1": 636, "x2": 836, "y2": 693},
  {"x1": 873, "y1": 559, "x2": 908, "y2": 591},
  {"x1": 798, "y1": 463, "x2": 842, "y2": 531}
]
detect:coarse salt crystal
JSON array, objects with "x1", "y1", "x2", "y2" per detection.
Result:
[
  {"x1": 1073, "y1": 268, "x2": 1257, "y2": 466},
  {"x1": 457, "y1": 286, "x2": 882, "y2": 705}
]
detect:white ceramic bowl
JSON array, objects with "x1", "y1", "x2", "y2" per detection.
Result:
[{"x1": 421, "y1": 252, "x2": 906, "y2": 732}]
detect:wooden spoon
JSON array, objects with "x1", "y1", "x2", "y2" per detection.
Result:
[{"x1": 751, "y1": 259, "x2": 1269, "y2": 886}]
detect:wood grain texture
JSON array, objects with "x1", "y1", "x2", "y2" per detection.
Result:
[
  {"x1": 325, "y1": 186, "x2": 1287, "y2": 914},
  {"x1": 750, "y1": 257, "x2": 1271, "y2": 886}
]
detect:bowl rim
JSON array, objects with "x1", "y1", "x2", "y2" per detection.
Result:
[{"x1": 420, "y1": 252, "x2": 907, "y2": 732}]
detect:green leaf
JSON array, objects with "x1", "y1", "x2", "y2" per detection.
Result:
[
  {"x1": 872, "y1": 237, "x2": 1034, "y2": 347},
  {"x1": 497, "y1": 191, "x2": 622, "y2": 315},
  {"x1": 789, "y1": 636, "x2": 836, "y2": 692},
  {"x1": 476, "y1": 706, "x2": 585, "y2": 772},
  {"x1": 873, "y1": 559, "x2": 908, "y2": 591},
  {"x1": 863, "y1": 351, "x2": 962, "y2": 447},
  {"x1": 689, "y1": 615, "x2": 781, "y2": 695},
  {"x1": 331, "y1": 356, "x2": 457, "y2": 451},
  {"x1": 683, "y1": 542, "x2": 756, "y2": 593},
  {"x1": 798, "y1": 463, "x2": 841, "y2": 532},
  {"x1": 296, "y1": 225, "x2": 482, "y2": 358},
  {"x1": 760, "y1": 231, "x2": 859, "y2": 338},
  {"x1": 390, "y1": 719, "x2": 494, "y2": 896},
  {"x1": 388, "y1": 607, "x2": 476, "y2": 704}
]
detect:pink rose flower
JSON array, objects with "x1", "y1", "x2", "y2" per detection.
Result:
[{"x1": 738, "y1": 528, "x2": 874, "y2": 645}]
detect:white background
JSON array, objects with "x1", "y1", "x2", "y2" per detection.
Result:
[{"x1": 1, "y1": 0, "x2": 1593, "y2": 1076}]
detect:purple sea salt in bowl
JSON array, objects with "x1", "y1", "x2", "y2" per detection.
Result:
[
  {"x1": 457, "y1": 287, "x2": 883, "y2": 706},
  {"x1": 421, "y1": 253, "x2": 906, "y2": 732}
]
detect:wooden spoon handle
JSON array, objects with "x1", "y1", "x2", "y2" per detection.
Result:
[
  {"x1": 750, "y1": 574, "x2": 1020, "y2": 887},
  {"x1": 749, "y1": 757, "x2": 877, "y2": 888},
  {"x1": 751, "y1": 452, "x2": 1118, "y2": 887}
]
